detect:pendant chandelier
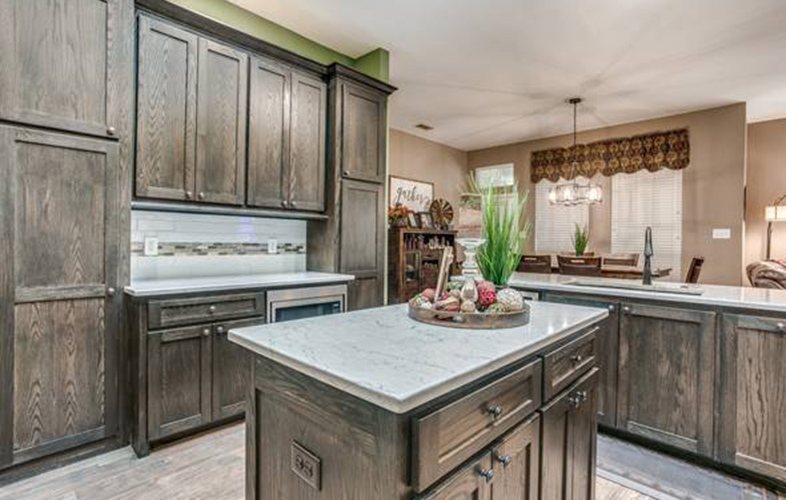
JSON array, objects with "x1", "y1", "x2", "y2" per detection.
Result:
[{"x1": 548, "y1": 97, "x2": 603, "y2": 206}]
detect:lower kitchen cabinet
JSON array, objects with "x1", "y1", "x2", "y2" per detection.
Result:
[
  {"x1": 618, "y1": 303, "x2": 716, "y2": 456},
  {"x1": 420, "y1": 453, "x2": 493, "y2": 500},
  {"x1": 718, "y1": 314, "x2": 786, "y2": 483},
  {"x1": 540, "y1": 368, "x2": 598, "y2": 500},
  {"x1": 491, "y1": 414, "x2": 541, "y2": 500},
  {"x1": 147, "y1": 325, "x2": 213, "y2": 441},
  {"x1": 212, "y1": 318, "x2": 262, "y2": 420}
]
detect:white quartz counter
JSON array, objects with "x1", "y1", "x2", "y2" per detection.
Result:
[
  {"x1": 124, "y1": 272, "x2": 354, "y2": 297},
  {"x1": 509, "y1": 272, "x2": 786, "y2": 313},
  {"x1": 229, "y1": 302, "x2": 607, "y2": 414}
]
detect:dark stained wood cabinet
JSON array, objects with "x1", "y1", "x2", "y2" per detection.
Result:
[
  {"x1": 617, "y1": 303, "x2": 716, "y2": 456},
  {"x1": 420, "y1": 453, "x2": 493, "y2": 500},
  {"x1": 339, "y1": 81, "x2": 387, "y2": 183},
  {"x1": 340, "y1": 180, "x2": 385, "y2": 311},
  {"x1": 247, "y1": 58, "x2": 326, "y2": 212},
  {"x1": 718, "y1": 313, "x2": 786, "y2": 483},
  {"x1": 540, "y1": 368, "x2": 598, "y2": 500},
  {"x1": 147, "y1": 324, "x2": 212, "y2": 441},
  {"x1": 212, "y1": 317, "x2": 263, "y2": 420},
  {"x1": 490, "y1": 415, "x2": 541, "y2": 500},
  {"x1": 136, "y1": 15, "x2": 248, "y2": 206},
  {"x1": 195, "y1": 38, "x2": 248, "y2": 205},
  {"x1": 0, "y1": 0, "x2": 125, "y2": 138},
  {"x1": 0, "y1": 127, "x2": 121, "y2": 468}
]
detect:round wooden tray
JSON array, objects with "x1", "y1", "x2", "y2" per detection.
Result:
[{"x1": 408, "y1": 303, "x2": 530, "y2": 329}]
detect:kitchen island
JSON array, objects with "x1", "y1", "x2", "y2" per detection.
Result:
[
  {"x1": 509, "y1": 272, "x2": 786, "y2": 491},
  {"x1": 230, "y1": 302, "x2": 608, "y2": 499}
]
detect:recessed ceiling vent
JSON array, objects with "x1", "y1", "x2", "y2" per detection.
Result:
[{"x1": 415, "y1": 123, "x2": 434, "y2": 131}]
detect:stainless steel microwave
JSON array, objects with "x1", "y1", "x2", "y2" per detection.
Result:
[{"x1": 266, "y1": 284, "x2": 347, "y2": 323}]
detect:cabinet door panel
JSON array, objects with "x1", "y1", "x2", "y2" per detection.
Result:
[
  {"x1": 212, "y1": 317, "x2": 264, "y2": 420},
  {"x1": 718, "y1": 314, "x2": 786, "y2": 482},
  {"x1": 0, "y1": 0, "x2": 118, "y2": 137},
  {"x1": 340, "y1": 180, "x2": 384, "y2": 310},
  {"x1": 341, "y1": 82, "x2": 386, "y2": 183},
  {"x1": 491, "y1": 415, "x2": 540, "y2": 500},
  {"x1": 420, "y1": 453, "x2": 491, "y2": 500},
  {"x1": 618, "y1": 303, "x2": 715, "y2": 455},
  {"x1": 247, "y1": 57, "x2": 289, "y2": 209},
  {"x1": 135, "y1": 16, "x2": 197, "y2": 201},
  {"x1": 0, "y1": 128, "x2": 119, "y2": 467},
  {"x1": 289, "y1": 72, "x2": 326, "y2": 212},
  {"x1": 148, "y1": 325, "x2": 212, "y2": 440},
  {"x1": 195, "y1": 38, "x2": 248, "y2": 206}
]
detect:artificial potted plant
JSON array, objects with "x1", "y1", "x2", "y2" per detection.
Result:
[{"x1": 571, "y1": 223, "x2": 590, "y2": 256}]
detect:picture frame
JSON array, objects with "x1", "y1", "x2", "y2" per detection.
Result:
[
  {"x1": 389, "y1": 175, "x2": 434, "y2": 213},
  {"x1": 406, "y1": 212, "x2": 420, "y2": 228},
  {"x1": 418, "y1": 212, "x2": 435, "y2": 229}
]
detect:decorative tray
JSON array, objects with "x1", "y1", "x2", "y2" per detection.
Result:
[{"x1": 408, "y1": 303, "x2": 530, "y2": 329}]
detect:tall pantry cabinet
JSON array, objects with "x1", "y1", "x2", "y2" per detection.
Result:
[{"x1": 0, "y1": 0, "x2": 134, "y2": 474}]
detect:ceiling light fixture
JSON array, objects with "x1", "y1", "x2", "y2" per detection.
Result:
[{"x1": 548, "y1": 98, "x2": 603, "y2": 206}]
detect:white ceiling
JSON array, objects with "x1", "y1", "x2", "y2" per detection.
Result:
[{"x1": 228, "y1": 0, "x2": 786, "y2": 151}]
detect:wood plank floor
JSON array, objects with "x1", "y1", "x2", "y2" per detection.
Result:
[{"x1": 0, "y1": 423, "x2": 780, "y2": 500}]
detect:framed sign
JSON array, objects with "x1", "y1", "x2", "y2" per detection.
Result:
[{"x1": 389, "y1": 175, "x2": 434, "y2": 212}]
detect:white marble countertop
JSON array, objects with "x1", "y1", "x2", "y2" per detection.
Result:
[
  {"x1": 229, "y1": 302, "x2": 607, "y2": 414},
  {"x1": 124, "y1": 272, "x2": 355, "y2": 297},
  {"x1": 509, "y1": 272, "x2": 786, "y2": 313}
]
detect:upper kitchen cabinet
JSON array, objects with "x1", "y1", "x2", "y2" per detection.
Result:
[
  {"x1": 0, "y1": 0, "x2": 126, "y2": 138},
  {"x1": 338, "y1": 81, "x2": 388, "y2": 184},
  {"x1": 136, "y1": 15, "x2": 248, "y2": 206},
  {"x1": 247, "y1": 58, "x2": 326, "y2": 212}
]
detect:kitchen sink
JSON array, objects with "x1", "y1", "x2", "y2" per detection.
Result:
[{"x1": 565, "y1": 278, "x2": 705, "y2": 295}]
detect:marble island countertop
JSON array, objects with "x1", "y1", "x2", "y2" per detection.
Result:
[
  {"x1": 229, "y1": 302, "x2": 607, "y2": 414},
  {"x1": 509, "y1": 272, "x2": 786, "y2": 313},
  {"x1": 124, "y1": 271, "x2": 354, "y2": 297}
]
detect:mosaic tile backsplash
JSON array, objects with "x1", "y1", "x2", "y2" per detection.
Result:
[{"x1": 131, "y1": 210, "x2": 307, "y2": 280}]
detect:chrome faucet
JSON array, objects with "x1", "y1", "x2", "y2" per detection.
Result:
[{"x1": 643, "y1": 226, "x2": 653, "y2": 285}]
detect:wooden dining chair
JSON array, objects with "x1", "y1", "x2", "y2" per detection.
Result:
[
  {"x1": 557, "y1": 255, "x2": 602, "y2": 277},
  {"x1": 685, "y1": 256, "x2": 705, "y2": 284},
  {"x1": 602, "y1": 253, "x2": 639, "y2": 267},
  {"x1": 518, "y1": 255, "x2": 552, "y2": 274}
]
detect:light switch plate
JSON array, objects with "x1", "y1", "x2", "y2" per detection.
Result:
[
  {"x1": 268, "y1": 239, "x2": 278, "y2": 254},
  {"x1": 143, "y1": 237, "x2": 159, "y2": 256},
  {"x1": 712, "y1": 228, "x2": 731, "y2": 239}
]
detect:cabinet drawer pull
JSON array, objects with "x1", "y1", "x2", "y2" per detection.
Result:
[
  {"x1": 570, "y1": 353, "x2": 583, "y2": 364},
  {"x1": 486, "y1": 405, "x2": 503, "y2": 418},
  {"x1": 281, "y1": 200, "x2": 289, "y2": 208},
  {"x1": 623, "y1": 306, "x2": 631, "y2": 313},
  {"x1": 185, "y1": 191, "x2": 193, "y2": 199},
  {"x1": 290, "y1": 200, "x2": 297, "y2": 208},
  {"x1": 478, "y1": 469, "x2": 494, "y2": 482},
  {"x1": 208, "y1": 305, "x2": 217, "y2": 313},
  {"x1": 202, "y1": 328, "x2": 211, "y2": 337},
  {"x1": 494, "y1": 453, "x2": 512, "y2": 467},
  {"x1": 198, "y1": 192, "x2": 205, "y2": 200}
]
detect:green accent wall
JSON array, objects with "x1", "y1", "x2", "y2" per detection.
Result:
[{"x1": 167, "y1": 0, "x2": 389, "y2": 81}]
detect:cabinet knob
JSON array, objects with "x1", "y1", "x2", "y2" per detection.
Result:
[
  {"x1": 281, "y1": 200, "x2": 289, "y2": 208},
  {"x1": 777, "y1": 322, "x2": 785, "y2": 331},
  {"x1": 343, "y1": 170, "x2": 350, "y2": 177},
  {"x1": 290, "y1": 201, "x2": 297, "y2": 208},
  {"x1": 202, "y1": 328, "x2": 211, "y2": 337},
  {"x1": 478, "y1": 469, "x2": 495, "y2": 482},
  {"x1": 570, "y1": 353, "x2": 584, "y2": 364},
  {"x1": 198, "y1": 192, "x2": 205, "y2": 200},
  {"x1": 608, "y1": 305, "x2": 615, "y2": 311},
  {"x1": 107, "y1": 126, "x2": 116, "y2": 136},
  {"x1": 623, "y1": 306, "x2": 631, "y2": 314},
  {"x1": 494, "y1": 453, "x2": 512, "y2": 467},
  {"x1": 106, "y1": 287, "x2": 116, "y2": 297},
  {"x1": 486, "y1": 405, "x2": 503, "y2": 419},
  {"x1": 216, "y1": 326, "x2": 225, "y2": 334},
  {"x1": 185, "y1": 191, "x2": 193, "y2": 199},
  {"x1": 208, "y1": 305, "x2": 217, "y2": 313}
]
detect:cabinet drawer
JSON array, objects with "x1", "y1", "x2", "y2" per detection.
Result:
[
  {"x1": 542, "y1": 327, "x2": 598, "y2": 401},
  {"x1": 412, "y1": 359, "x2": 542, "y2": 492},
  {"x1": 148, "y1": 292, "x2": 265, "y2": 329}
]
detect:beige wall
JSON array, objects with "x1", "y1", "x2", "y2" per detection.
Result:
[
  {"x1": 746, "y1": 118, "x2": 786, "y2": 267},
  {"x1": 468, "y1": 103, "x2": 747, "y2": 285},
  {"x1": 389, "y1": 129, "x2": 468, "y2": 210}
]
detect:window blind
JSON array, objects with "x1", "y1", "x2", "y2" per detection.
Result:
[
  {"x1": 611, "y1": 169, "x2": 683, "y2": 280},
  {"x1": 534, "y1": 179, "x2": 590, "y2": 255}
]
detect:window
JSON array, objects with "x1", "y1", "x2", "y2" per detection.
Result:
[
  {"x1": 611, "y1": 169, "x2": 683, "y2": 279},
  {"x1": 535, "y1": 178, "x2": 590, "y2": 254},
  {"x1": 475, "y1": 163, "x2": 514, "y2": 189}
]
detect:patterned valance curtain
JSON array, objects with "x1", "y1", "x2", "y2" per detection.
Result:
[{"x1": 530, "y1": 128, "x2": 689, "y2": 183}]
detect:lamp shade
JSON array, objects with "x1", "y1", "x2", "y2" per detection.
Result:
[{"x1": 765, "y1": 205, "x2": 786, "y2": 221}]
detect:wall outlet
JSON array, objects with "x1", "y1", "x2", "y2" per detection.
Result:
[
  {"x1": 268, "y1": 239, "x2": 278, "y2": 254},
  {"x1": 144, "y1": 237, "x2": 159, "y2": 256},
  {"x1": 712, "y1": 228, "x2": 731, "y2": 239}
]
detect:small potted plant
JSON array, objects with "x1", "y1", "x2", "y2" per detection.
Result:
[{"x1": 571, "y1": 224, "x2": 590, "y2": 256}]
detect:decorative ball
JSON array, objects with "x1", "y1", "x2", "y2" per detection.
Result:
[
  {"x1": 460, "y1": 300, "x2": 477, "y2": 313},
  {"x1": 476, "y1": 280, "x2": 495, "y2": 294},
  {"x1": 485, "y1": 303, "x2": 509, "y2": 314},
  {"x1": 478, "y1": 287, "x2": 497, "y2": 309},
  {"x1": 421, "y1": 288, "x2": 436, "y2": 302},
  {"x1": 409, "y1": 294, "x2": 432, "y2": 309},
  {"x1": 496, "y1": 288, "x2": 525, "y2": 312},
  {"x1": 435, "y1": 295, "x2": 460, "y2": 312}
]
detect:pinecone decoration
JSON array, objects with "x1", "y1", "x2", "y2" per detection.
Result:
[
  {"x1": 478, "y1": 287, "x2": 497, "y2": 309},
  {"x1": 409, "y1": 293, "x2": 432, "y2": 309},
  {"x1": 485, "y1": 303, "x2": 509, "y2": 314},
  {"x1": 496, "y1": 288, "x2": 525, "y2": 312}
]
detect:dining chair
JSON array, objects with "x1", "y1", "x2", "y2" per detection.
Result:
[
  {"x1": 557, "y1": 255, "x2": 602, "y2": 277},
  {"x1": 685, "y1": 256, "x2": 705, "y2": 283},
  {"x1": 602, "y1": 253, "x2": 639, "y2": 267},
  {"x1": 518, "y1": 255, "x2": 552, "y2": 274}
]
